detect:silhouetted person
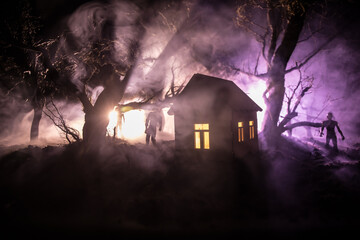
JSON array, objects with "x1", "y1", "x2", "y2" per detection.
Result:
[
  {"x1": 113, "y1": 106, "x2": 125, "y2": 139},
  {"x1": 145, "y1": 109, "x2": 162, "y2": 145},
  {"x1": 320, "y1": 112, "x2": 345, "y2": 151}
]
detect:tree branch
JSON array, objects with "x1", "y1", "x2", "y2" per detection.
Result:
[
  {"x1": 279, "y1": 84, "x2": 312, "y2": 128},
  {"x1": 287, "y1": 73, "x2": 302, "y2": 113},
  {"x1": 266, "y1": 0, "x2": 282, "y2": 63},
  {"x1": 228, "y1": 64, "x2": 269, "y2": 80},
  {"x1": 297, "y1": 27, "x2": 322, "y2": 43},
  {"x1": 285, "y1": 33, "x2": 338, "y2": 74},
  {"x1": 43, "y1": 98, "x2": 80, "y2": 143},
  {"x1": 282, "y1": 121, "x2": 322, "y2": 132},
  {"x1": 235, "y1": 4, "x2": 267, "y2": 43}
]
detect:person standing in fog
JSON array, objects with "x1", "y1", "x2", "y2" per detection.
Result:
[
  {"x1": 320, "y1": 112, "x2": 345, "y2": 152},
  {"x1": 145, "y1": 109, "x2": 162, "y2": 145}
]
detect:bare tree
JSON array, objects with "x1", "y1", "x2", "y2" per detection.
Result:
[
  {"x1": 3, "y1": 0, "x2": 354, "y2": 149},
  {"x1": 234, "y1": 0, "x2": 346, "y2": 146},
  {"x1": 280, "y1": 69, "x2": 314, "y2": 136},
  {"x1": 0, "y1": 0, "x2": 60, "y2": 141},
  {"x1": 53, "y1": 1, "x2": 162, "y2": 148},
  {"x1": 43, "y1": 98, "x2": 80, "y2": 144}
]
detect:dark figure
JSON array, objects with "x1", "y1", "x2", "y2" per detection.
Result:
[
  {"x1": 145, "y1": 110, "x2": 162, "y2": 145},
  {"x1": 113, "y1": 106, "x2": 125, "y2": 139},
  {"x1": 320, "y1": 112, "x2": 345, "y2": 151}
]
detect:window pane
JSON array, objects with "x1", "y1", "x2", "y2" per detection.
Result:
[
  {"x1": 195, "y1": 123, "x2": 209, "y2": 130},
  {"x1": 238, "y1": 128, "x2": 244, "y2": 142},
  {"x1": 204, "y1": 131, "x2": 210, "y2": 149},
  {"x1": 250, "y1": 126, "x2": 255, "y2": 139},
  {"x1": 249, "y1": 121, "x2": 254, "y2": 126},
  {"x1": 195, "y1": 131, "x2": 201, "y2": 149},
  {"x1": 195, "y1": 124, "x2": 202, "y2": 130},
  {"x1": 238, "y1": 122, "x2": 245, "y2": 142}
]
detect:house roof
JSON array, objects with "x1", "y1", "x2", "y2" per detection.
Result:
[{"x1": 177, "y1": 73, "x2": 262, "y2": 112}]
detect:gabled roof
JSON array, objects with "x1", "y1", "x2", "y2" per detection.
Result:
[{"x1": 178, "y1": 73, "x2": 262, "y2": 112}]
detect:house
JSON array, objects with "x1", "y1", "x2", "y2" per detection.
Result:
[{"x1": 172, "y1": 73, "x2": 262, "y2": 160}]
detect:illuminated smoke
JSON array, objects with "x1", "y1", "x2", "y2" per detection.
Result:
[
  {"x1": 2, "y1": 0, "x2": 359, "y2": 148},
  {"x1": 0, "y1": 99, "x2": 84, "y2": 147},
  {"x1": 106, "y1": 107, "x2": 174, "y2": 144}
]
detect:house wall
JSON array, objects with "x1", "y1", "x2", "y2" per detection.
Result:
[
  {"x1": 173, "y1": 75, "x2": 261, "y2": 161},
  {"x1": 174, "y1": 102, "x2": 233, "y2": 160},
  {"x1": 232, "y1": 110, "x2": 259, "y2": 159}
]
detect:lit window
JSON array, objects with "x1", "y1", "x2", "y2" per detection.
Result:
[
  {"x1": 238, "y1": 122, "x2": 244, "y2": 142},
  {"x1": 204, "y1": 132, "x2": 210, "y2": 149},
  {"x1": 249, "y1": 121, "x2": 255, "y2": 139},
  {"x1": 194, "y1": 123, "x2": 210, "y2": 149},
  {"x1": 195, "y1": 132, "x2": 201, "y2": 149},
  {"x1": 195, "y1": 123, "x2": 209, "y2": 130}
]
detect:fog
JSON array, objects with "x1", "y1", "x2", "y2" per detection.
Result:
[
  {"x1": 1, "y1": 1, "x2": 360, "y2": 237},
  {"x1": 0, "y1": 0, "x2": 358, "y2": 151},
  {"x1": 283, "y1": 38, "x2": 360, "y2": 147}
]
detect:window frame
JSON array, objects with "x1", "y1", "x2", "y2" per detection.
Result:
[
  {"x1": 194, "y1": 123, "x2": 210, "y2": 149},
  {"x1": 238, "y1": 121, "x2": 245, "y2": 142},
  {"x1": 249, "y1": 120, "x2": 255, "y2": 139}
]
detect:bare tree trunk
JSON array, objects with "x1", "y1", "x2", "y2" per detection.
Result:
[
  {"x1": 82, "y1": 107, "x2": 108, "y2": 146},
  {"x1": 262, "y1": 7, "x2": 307, "y2": 145},
  {"x1": 81, "y1": 83, "x2": 122, "y2": 146},
  {"x1": 30, "y1": 103, "x2": 43, "y2": 140},
  {"x1": 81, "y1": 65, "x2": 134, "y2": 147},
  {"x1": 263, "y1": 77, "x2": 286, "y2": 141},
  {"x1": 78, "y1": 1, "x2": 157, "y2": 148}
]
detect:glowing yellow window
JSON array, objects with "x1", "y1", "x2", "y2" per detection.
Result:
[
  {"x1": 238, "y1": 122, "x2": 244, "y2": 142},
  {"x1": 194, "y1": 123, "x2": 210, "y2": 149},
  {"x1": 249, "y1": 121, "x2": 255, "y2": 139},
  {"x1": 195, "y1": 132, "x2": 201, "y2": 149}
]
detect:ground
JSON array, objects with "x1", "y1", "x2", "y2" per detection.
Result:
[{"x1": 0, "y1": 136, "x2": 359, "y2": 239}]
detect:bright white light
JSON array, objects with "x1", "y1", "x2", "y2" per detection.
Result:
[
  {"x1": 106, "y1": 109, "x2": 146, "y2": 141},
  {"x1": 243, "y1": 81, "x2": 267, "y2": 131},
  {"x1": 108, "y1": 110, "x2": 118, "y2": 129},
  {"x1": 122, "y1": 110, "x2": 146, "y2": 140},
  {"x1": 106, "y1": 109, "x2": 118, "y2": 137}
]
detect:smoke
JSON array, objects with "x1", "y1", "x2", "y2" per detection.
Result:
[
  {"x1": 3, "y1": 0, "x2": 360, "y2": 149},
  {"x1": 55, "y1": 0, "x2": 141, "y2": 92},
  {"x1": 60, "y1": 0, "x2": 265, "y2": 97},
  {"x1": 0, "y1": 89, "x2": 84, "y2": 147},
  {"x1": 43, "y1": 0, "x2": 264, "y2": 146},
  {"x1": 2, "y1": 2, "x2": 360, "y2": 236},
  {"x1": 281, "y1": 36, "x2": 360, "y2": 148}
]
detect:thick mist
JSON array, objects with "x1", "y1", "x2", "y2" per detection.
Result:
[
  {"x1": 57, "y1": 0, "x2": 360, "y2": 147},
  {"x1": 2, "y1": 0, "x2": 360, "y2": 149},
  {"x1": 1, "y1": 1, "x2": 360, "y2": 237}
]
